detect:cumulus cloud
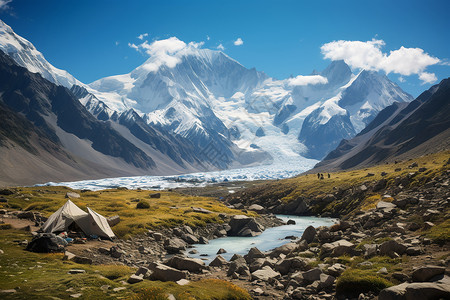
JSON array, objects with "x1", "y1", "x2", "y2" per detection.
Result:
[
  {"x1": 0, "y1": 0, "x2": 12, "y2": 10},
  {"x1": 206, "y1": 35, "x2": 210, "y2": 41},
  {"x1": 217, "y1": 43, "x2": 225, "y2": 51},
  {"x1": 129, "y1": 37, "x2": 205, "y2": 72},
  {"x1": 288, "y1": 75, "x2": 328, "y2": 86},
  {"x1": 234, "y1": 38, "x2": 244, "y2": 46},
  {"x1": 321, "y1": 39, "x2": 440, "y2": 84},
  {"x1": 137, "y1": 33, "x2": 148, "y2": 40},
  {"x1": 419, "y1": 72, "x2": 437, "y2": 84}
]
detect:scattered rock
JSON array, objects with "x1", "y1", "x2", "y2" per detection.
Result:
[
  {"x1": 412, "y1": 266, "x2": 445, "y2": 282},
  {"x1": 300, "y1": 225, "x2": 316, "y2": 243},
  {"x1": 65, "y1": 192, "x2": 80, "y2": 199},
  {"x1": 68, "y1": 269, "x2": 86, "y2": 274},
  {"x1": 379, "y1": 282, "x2": 450, "y2": 300},
  {"x1": 149, "y1": 193, "x2": 161, "y2": 198},
  {"x1": 73, "y1": 256, "x2": 93, "y2": 265},
  {"x1": 63, "y1": 251, "x2": 76, "y2": 261},
  {"x1": 251, "y1": 266, "x2": 281, "y2": 281},
  {"x1": 164, "y1": 256, "x2": 205, "y2": 273},
  {"x1": 217, "y1": 248, "x2": 227, "y2": 254},
  {"x1": 209, "y1": 255, "x2": 229, "y2": 268},
  {"x1": 149, "y1": 263, "x2": 186, "y2": 282},
  {"x1": 127, "y1": 274, "x2": 144, "y2": 284},
  {"x1": 287, "y1": 219, "x2": 296, "y2": 225},
  {"x1": 164, "y1": 238, "x2": 187, "y2": 254},
  {"x1": 302, "y1": 268, "x2": 322, "y2": 282},
  {"x1": 248, "y1": 204, "x2": 265, "y2": 213},
  {"x1": 176, "y1": 279, "x2": 190, "y2": 286}
]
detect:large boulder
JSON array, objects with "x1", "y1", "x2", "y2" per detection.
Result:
[
  {"x1": 270, "y1": 242, "x2": 298, "y2": 257},
  {"x1": 300, "y1": 226, "x2": 316, "y2": 244},
  {"x1": 302, "y1": 268, "x2": 322, "y2": 282},
  {"x1": 209, "y1": 255, "x2": 229, "y2": 268},
  {"x1": 248, "y1": 204, "x2": 265, "y2": 213},
  {"x1": 412, "y1": 266, "x2": 445, "y2": 282},
  {"x1": 379, "y1": 240, "x2": 407, "y2": 257},
  {"x1": 227, "y1": 215, "x2": 264, "y2": 237},
  {"x1": 181, "y1": 233, "x2": 199, "y2": 244},
  {"x1": 164, "y1": 256, "x2": 205, "y2": 273},
  {"x1": 321, "y1": 239, "x2": 357, "y2": 257},
  {"x1": 244, "y1": 247, "x2": 265, "y2": 263},
  {"x1": 149, "y1": 263, "x2": 186, "y2": 282},
  {"x1": 251, "y1": 266, "x2": 280, "y2": 281},
  {"x1": 164, "y1": 238, "x2": 187, "y2": 254},
  {"x1": 227, "y1": 256, "x2": 249, "y2": 276},
  {"x1": 379, "y1": 282, "x2": 450, "y2": 300},
  {"x1": 274, "y1": 257, "x2": 308, "y2": 275}
]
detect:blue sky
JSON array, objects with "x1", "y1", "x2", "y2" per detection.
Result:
[{"x1": 1, "y1": 0, "x2": 449, "y2": 96}]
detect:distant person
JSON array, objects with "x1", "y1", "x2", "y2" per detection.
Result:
[
  {"x1": 317, "y1": 173, "x2": 320, "y2": 179},
  {"x1": 320, "y1": 174, "x2": 324, "y2": 180},
  {"x1": 328, "y1": 173, "x2": 330, "y2": 178}
]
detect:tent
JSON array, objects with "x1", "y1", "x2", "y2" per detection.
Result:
[{"x1": 42, "y1": 200, "x2": 115, "y2": 239}]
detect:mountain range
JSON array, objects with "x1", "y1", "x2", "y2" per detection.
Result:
[{"x1": 0, "y1": 20, "x2": 422, "y2": 185}]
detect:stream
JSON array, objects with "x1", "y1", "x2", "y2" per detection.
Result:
[{"x1": 186, "y1": 215, "x2": 336, "y2": 264}]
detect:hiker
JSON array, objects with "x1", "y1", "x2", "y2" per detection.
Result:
[
  {"x1": 320, "y1": 174, "x2": 324, "y2": 180},
  {"x1": 328, "y1": 173, "x2": 330, "y2": 178},
  {"x1": 317, "y1": 173, "x2": 320, "y2": 179}
]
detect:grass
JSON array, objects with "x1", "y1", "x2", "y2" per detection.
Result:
[
  {"x1": 336, "y1": 269, "x2": 393, "y2": 295},
  {"x1": 230, "y1": 150, "x2": 450, "y2": 217},
  {"x1": 0, "y1": 187, "x2": 255, "y2": 239},
  {"x1": 0, "y1": 229, "x2": 251, "y2": 299},
  {"x1": 425, "y1": 218, "x2": 450, "y2": 244}
]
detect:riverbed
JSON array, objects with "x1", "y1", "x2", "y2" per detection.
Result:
[{"x1": 186, "y1": 215, "x2": 336, "y2": 264}]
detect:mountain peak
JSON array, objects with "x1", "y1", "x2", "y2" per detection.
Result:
[{"x1": 321, "y1": 60, "x2": 352, "y2": 86}]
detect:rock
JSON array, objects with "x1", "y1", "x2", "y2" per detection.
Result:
[
  {"x1": 360, "y1": 185, "x2": 368, "y2": 192},
  {"x1": 164, "y1": 238, "x2": 187, "y2": 254},
  {"x1": 227, "y1": 215, "x2": 264, "y2": 237},
  {"x1": 17, "y1": 211, "x2": 35, "y2": 220},
  {"x1": 418, "y1": 167, "x2": 427, "y2": 172},
  {"x1": 110, "y1": 246, "x2": 125, "y2": 258},
  {"x1": 381, "y1": 172, "x2": 388, "y2": 177},
  {"x1": 248, "y1": 204, "x2": 265, "y2": 213},
  {"x1": 379, "y1": 282, "x2": 450, "y2": 300},
  {"x1": 300, "y1": 225, "x2": 316, "y2": 244},
  {"x1": 198, "y1": 236, "x2": 209, "y2": 244},
  {"x1": 68, "y1": 269, "x2": 86, "y2": 274},
  {"x1": 363, "y1": 244, "x2": 378, "y2": 257},
  {"x1": 149, "y1": 263, "x2": 186, "y2": 282},
  {"x1": 227, "y1": 256, "x2": 249, "y2": 276},
  {"x1": 377, "y1": 201, "x2": 396, "y2": 209},
  {"x1": 209, "y1": 255, "x2": 229, "y2": 268},
  {"x1": 65, "y1": 192, "x2": 80, "y2": 199},
  {"x1": 100, "y1": 285, "x2": 110, "y2": 291},
  {"x1": 423, "y1": 222, "x2": 435, "y2": 230},
  {"x1": 251, "y1": 266, "x2": 281, "y2": 281},
  {"x1": 321, "y1": 239, "x2": 356, "y2": 257},
  {"x1": 252, "y1": 287, "x2": 264, "y2": 296},
  {"x1": 98, "y1": 247, "x2": 110, "y2": 255},
  {"x1": 152, "y1": 232, "x2": 163, "y2": 241},
  {"x1": 135, "y1": 266, "x2": 149, "y2": 277},
  {"x1": 302, "y1": 268, "x2": 322, "y2": 282},
  {"x1": 275, "y1": 257, "x2": 308, "y2": 275},
  {"x1": 408, "y1": 162, "x2": 418, "y2": 168},
  {"x1": 406, "y1": 247, "x2": 423, "y2": 256},
  {"x1": 176, "y1": 279, "x2": 190, "y2": 286},
  {"x1": 188, "y1": 249, "x2": 198, "y2": 254},
  {"x1": 70, "y1": 293, "x2": 82, "y2": 298},
  {"x1": 191, "y1": 207, "x2": 213, "y2": 214},
  {"x1": 164, "y1": 256, "x2": 205, "y2": 273},
  {"x1": 149, "y1": 193, "x2": 161, "y2": 198},
  {"x1": 0, "y1": 289, "x2": 16, "y2": 293},
  {"x1": 412, "y1": 266, "x2": 445, "y2": 282},
  {"x1": 327, "y1": 263, "x2": 346, "y2": 277},
  {"x1": 319, "y1": 273, "x2": 335, "y2": 289},
  {"x1": 63, "y1": 251, "x2": 76, "y2": 261},
  {"x1": 378, "y1": 267, "x2": 388, "y2": 274},
  {"x1": 181, "y1": 233, "x2": 199, "y2": 244},
  {"x1": 244, "y1": 247, "x2": 265, "y2": 263},
  {"x1": 392, "y1": 272, "x2": 409, "y2": 282},
  {"x1": 112, "y1": 287, "x2": 126, "y2": 292},
  {"x1": 287, "y1": 219, "x2": 296, "y2": 225},
  {"x1": 217, "y1": 248, "x2": 227, "y2": 254},
  {"x1": 107, "y1": 215, "x2": 120, "y2": 227},
  {"x1": 127, "y1": 274, "x2": 144, "y2": 284},
  {"x1": 379, "y1": 240, "x2": 407, "y2": 257},
  {"x1": 366, "y1": 173, "x2": 375, "y2": 177},
  {"x1": 73, "y1": 256, "x2": 92, "y2": 265},
  {"x1": 270, "y1": 242, "x2": 298, "y2": 257}
]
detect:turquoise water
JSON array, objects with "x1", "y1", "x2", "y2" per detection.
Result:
[{"x1": 186, "y1": 215, "x2": 336, "y2": 264}]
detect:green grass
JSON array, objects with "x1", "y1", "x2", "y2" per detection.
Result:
[
  {"x1": 0, "y1": 187, "x2": 256, "y2": 239},
  {"x1": 425, "y1": 218, "x2": 450, "y2": 244},
  {"x1": 336, "y1": 269, "x2": 393, "y2": 295},
  {"x1": 0, "y1": 229, "x2": 251, "y2": 299}
]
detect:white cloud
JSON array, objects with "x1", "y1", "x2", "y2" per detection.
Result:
[
  {"x1": 217, "y1": 44, "x2": 225, "y2": 51},
  {"x1": 234, "y1": 38, "x2": 244, "y2": 46},
  {"x1": 0, "y1": 0, "x2": 12, "y2": 10},
  {"x1": 398, "y1": 76, "x2": 405, "y2": 83},
  {"x1": 288, "y1": 75, "x2": 328, "y2": 86},
  {"x1": 115, "y1": 41, "x2": 120, "y2": 46},
  {"x1": 419, "y1": 72, "x2": 437, "y2": 84},
  {"x1": 206, "y1": 35, "x2": 210, "y2": 41},
  {"x1": 321, "y1": 39, "x2": 441, "y2": 83},
  {"x1": 129, "y1": 37, "x2": 205, "y2": 72},
  {"x1": 137, "y1": 33, "x2": 148, "y2": 40}
]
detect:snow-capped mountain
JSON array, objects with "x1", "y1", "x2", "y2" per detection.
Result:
[
  {"x1": 0, "y1": 19, "x2": 414, "y2": 174},
  {"x1": 0, "y1": 20, "x2": 80, "y2": 88}
]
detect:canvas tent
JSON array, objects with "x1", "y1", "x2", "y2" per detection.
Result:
[{"x1": 42, "y1": 200, "x2": 115, "y2": 239}]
